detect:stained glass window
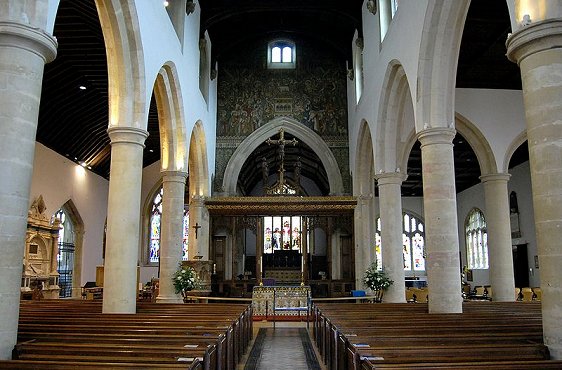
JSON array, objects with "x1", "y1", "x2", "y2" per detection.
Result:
[
  {"x1": 374, "y1": 218, "x2": 382, "y2": 271},
  {"x1": 263, "y1": 216, "x2": 302, "y2": 253},
  {"x1": 466, "y1": 208, "x2": 488, "y2": 269},
  {"x1": 375, "y1": 211, "x2": 425, "y2": 272},
  {"x1": 149, "y1": 187, "x2": 189, "y2": 264},
  {"x1": 182, "y1": 208, "x2": 189, "y2": 261}
]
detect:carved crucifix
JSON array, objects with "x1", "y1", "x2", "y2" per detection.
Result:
[
  {"x1": 266, "y1": 128, "x2": 298, "y2": 164},
  {"x1": 266, "y1": 128, "x2": 298, "y2": 188},
  {"x1": 193, "y1": 223, "x2": 201, "y2": 239}
]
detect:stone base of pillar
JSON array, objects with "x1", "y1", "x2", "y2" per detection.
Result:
[{"x1": 156, "y1": 295, "x2": 183, "y2": 304}]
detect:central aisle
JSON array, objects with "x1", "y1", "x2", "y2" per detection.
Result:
[{"x1": 244, "y1": 325, "x2": 322, "y2": 370}]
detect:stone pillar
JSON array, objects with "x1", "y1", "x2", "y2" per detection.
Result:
[
  {"x1": 418, "y1": 128, "x2": 462, "y2": 313},
  {"x1": 102, "y1": 127, "x2": 148, "y2": 314},
  {"x1": 375, "y1": 172, "x2": 407, "y2": 303},
  {"x1": 355, "y1": 194, "x2": 373, "y2": 289},
  {"x1": 507, "y1": 19, "x2": 562, "y2": 359},
  {"x1": 71, "y1": 228, "x2": 84, "y2": 298},
  {"x1": 480, "y1": 173, "x2": 515, "y2": 301},
  {"x1": 0, "y1": 19, "x2": 57, "y2": 359},
  {"x1": 157, "y1": 171, "x2": 187, "y2": 303},
  {"x1": 188, "y1": 195, "x2": 209, "y2": 260}
]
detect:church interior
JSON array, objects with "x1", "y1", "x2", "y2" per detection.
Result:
[{"x1": 1, "y1": 0, "x2": 562, "y2": 368}]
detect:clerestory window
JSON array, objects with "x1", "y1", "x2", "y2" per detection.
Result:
[{"x1": 268, "y1": 40, "x2": 296, "y2": 69}]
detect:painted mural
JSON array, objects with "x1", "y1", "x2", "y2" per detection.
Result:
[
  {"x1": 214, "y1": 41, "x2": 350, "y2": 193},
  {"x1": 217, "y1": 67, "x2": 347, "y2": 137}
]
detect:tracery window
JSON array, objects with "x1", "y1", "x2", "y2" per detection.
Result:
[
  {"x1": 149, "y1": 187, "x2": 189, "y2": 263},
  {"x1": 465, "y1": 208, "x2": 488, "y2": 269},
  {"x1": 263, "y1": 216, "x2": 302, "y2": 254},
  {"x1": 375, "y1": 211, "x2": 425, "y2": 271}
]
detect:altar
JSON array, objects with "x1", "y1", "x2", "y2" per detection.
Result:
[{"x1": 252, "y1": 285, "x2": 310, "y2": 317}]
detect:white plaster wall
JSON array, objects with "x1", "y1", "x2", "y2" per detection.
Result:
[
  {"x1": 29, "y1": 143, "x2": 108, "y2": 285},
  {"x1": 135, "y1": 2, "x2": 216, "y2": 190},
  {"x1": 349, "y1": 0, "x2": 428, "y2": 177},
  {"x1": 455, "y1": 89, "x2": 527, "y2": 171}
]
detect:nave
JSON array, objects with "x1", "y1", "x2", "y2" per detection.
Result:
[{"x1": 2, "y1": 299, "x2": 562, "y2": 369}]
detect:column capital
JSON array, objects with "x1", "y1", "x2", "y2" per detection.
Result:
[
  {"x1": 417, "y1": 128, "x2": 456, "y2": 147},
  {"x1": 356, "y1": 193, "x2": 373, "y2": 201},
  {"x1": 0, "y1": 21, "x2": 57, "y2": 62},
  {"x1": 190, "y1": 194, "x2": 206, "y2": 207},
  {"x1": 107, "y1": 127, "x2": 148, "y2": 147},
  {"x1": 479, "y1": 173, "x2": 511, "y2": 184},
  {"x1": 375, "y1": 171, "x2": 407, "y2": 185},
  {"x1": 507, "y1": 19, "x2": 562, "y2": 64},
  {"x1": 161, "y1": 170, "x2": 188, "y2": 184}
]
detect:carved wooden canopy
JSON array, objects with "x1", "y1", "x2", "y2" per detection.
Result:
[{"x1": 205, "y1": 196, "x2": 356, "y2": 216}]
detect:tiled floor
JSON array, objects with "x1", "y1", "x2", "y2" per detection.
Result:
[{"x1": 241, "y1": 322, "x2": 325, "y2": 370}]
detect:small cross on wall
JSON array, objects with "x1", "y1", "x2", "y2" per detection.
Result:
[{"x1": 192, "y1": 223, "x2": 201, "y2": 239}]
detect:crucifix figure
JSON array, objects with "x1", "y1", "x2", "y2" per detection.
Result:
[
  {"x1": 266, "y1": 128, "x2": 298, "y2": 163},
  {"x1": 192, "y1": 223, "x2": 201, "y2": 239},
  {"x1": 266, "y1": 128, "x2": 298, "y2": 190}
]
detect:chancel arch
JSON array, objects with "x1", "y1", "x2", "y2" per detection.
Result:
[{"x1": 222, "y1": 117, "x2": 344, "y2": 196}]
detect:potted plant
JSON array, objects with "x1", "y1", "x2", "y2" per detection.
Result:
[
  {"x1": 172, "y1": 264, "x2": 199, "y2": 302},
  {"x1": 362, "y1": 260, "x2": 393, "y2": 302}
]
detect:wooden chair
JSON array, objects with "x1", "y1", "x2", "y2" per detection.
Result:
[
  {"x1": 515, "y1": 287, "x2": 521, "y2": 301},
  {"x1": 405, "y1": 288, "x2": 415, "y2": 303},
  {"x1": 484, "y1": 286, "x2": 492, "y2": 299},
  {"x1": 415, "y1": 288, "x2": 428, "y2": 303},
  {"x1": 475, "y1": 286, "x2": 485, "y2": 296},
  {"x1": 532, "y1": 287, "x2": 542, "y2": 301},
  {"x1": 521, "y1": 287, "x2": 534, "y2": 302}
]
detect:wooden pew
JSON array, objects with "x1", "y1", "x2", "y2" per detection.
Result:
[
  {"x1": 5, "y1": 300, "x2": 252, "y2": 370},
  {"x1": 312, "y1": 301, "x2": 562, "y2": 370}
]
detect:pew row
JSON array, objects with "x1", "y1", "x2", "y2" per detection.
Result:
[
  {"x1": 312, "y1": 301, "x2": 562, "y2": 370},
  {"x1": 2, "y1": 300, "x2": 252, "y2": 370}
]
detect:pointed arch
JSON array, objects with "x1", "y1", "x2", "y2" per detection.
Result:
[
  {"x1": 95, "y1": 0, "x2": 146, "y2": 129},
  {"x1": 503, "y1": 131, "x2": 527, "y2": 173},
  {"x1": 154, "y1": 62, "x2": 188, "y2": 172},
  {"x1": 454, "y1": 113, "x2": 498, "y2": 176},
  {"x1": 222, "y1": 117, "x2": 344, "y2": 195},
  {"x1": 354, "y1": 120, "x2": 375, "y2": 196},
  {"x1": 416, "y1": 1, "x2": 470, "y2": 130},
  {"x1": 56, "y1": 199, "x2": 85, "y2": 298},
  {"x1": 376, "y1": 60, "x2": 414, "y2": 173},
  {"x1": 189, "y1": 121, "x2": 210, "y2": 197}
]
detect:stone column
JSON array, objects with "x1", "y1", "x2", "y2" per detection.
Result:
[
  {"x1": 72, "y1": 228, "x2": 84, "y2": 298},
  {"x1": 480, "y1": 173, "x2": 515, "y2": 301},
  {"x1": 507, "y1": 19, "x2": 562, "y2": 359},
  {"x1": 354, "y1": 194, "x2": 373, "y2": 289},
  {"x1": 188, "y1": 195, "x2": 209, "y2": 260},
  {"x1": 102, "y1": 127, "x2": 148, "y2": 314},
  {"x1": 157, "y1": 171, "x2": 187, "y2": 303},
  {"x1": 418, "y1": 128, "x2": 462, "y2": 313},
  {"x1": 375, "y1": 172, "x2": 407, "y2": 303},
  {"x1": 0, "y1": 20, "x2": 56, "y2": 359}
]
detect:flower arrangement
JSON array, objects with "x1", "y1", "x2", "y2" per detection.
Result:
[
  {"x1": 362, "y1": 260, "x2": 393, "y2": 292},
  {"x1": 172, "y1": 264, "x2": 199, "y2": 297}
]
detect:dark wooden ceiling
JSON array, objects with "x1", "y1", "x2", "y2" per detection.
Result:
[{"x1": 36, "y1": 0, "x2": 527, "y2": 196}]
